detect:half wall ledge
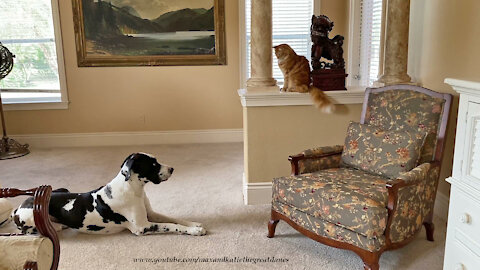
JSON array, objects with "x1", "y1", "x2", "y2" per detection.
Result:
[{"x1": 238, "y1": 87, "x2": 366, "y2": 107}]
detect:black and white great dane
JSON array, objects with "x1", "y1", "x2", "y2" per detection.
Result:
[{"x1": 10, "y1": 153, "x2": 207, "y2": 236}]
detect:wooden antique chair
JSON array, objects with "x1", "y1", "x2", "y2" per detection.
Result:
[
  {"x1": 267, "y1": 85, "x2": 452, "y2": 270},
  {"x1": 0, "y1": 186, "x2": 60, "y2": 270}
]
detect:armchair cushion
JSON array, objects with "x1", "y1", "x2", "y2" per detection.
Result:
[
  {"x1": 273, "y1": 167, "x2": 390, "y2": 238},
  {"x1": 272, "y1": 201, "x2": 385, "y2": 252},
  {"x1": 341, "y1": 122, "x2": 426, "y2": 179}
]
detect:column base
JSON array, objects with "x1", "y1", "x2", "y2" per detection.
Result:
[
  {"x1": 375, "y1": 73, "x2": 412, "y2": 86},
  {"x1": 373, "y1": 80, "x2": 419, "y2": 88},
  {"x1": 247, "y1": 77, "x2": 277, "y2": 89}
]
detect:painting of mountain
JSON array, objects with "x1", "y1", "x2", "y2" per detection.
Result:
[{"x1": 73, "y1": 0, "x2": 226, "y2": 66}]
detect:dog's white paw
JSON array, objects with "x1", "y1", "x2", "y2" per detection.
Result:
[{"x1": 188, "y1": 226, "x2": 207, "y2": 236}]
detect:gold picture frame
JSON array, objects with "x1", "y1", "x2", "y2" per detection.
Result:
[{"x1": 72, "y1": 0, "x2": 226, "y2": 67}]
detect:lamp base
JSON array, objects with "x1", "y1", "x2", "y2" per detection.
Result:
[{"x1": 0, "y1": 137, "x2": 29, "y2": 160}]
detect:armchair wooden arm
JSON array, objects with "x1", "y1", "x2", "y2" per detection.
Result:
[
  {"x1": 0, "y1": 186, "x2": 60, "y2": 270},
  {"x1": 23, "y1": 261, "x2": 38, "y2": 270}
]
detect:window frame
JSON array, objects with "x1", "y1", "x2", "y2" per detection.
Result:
[
  {"x1": 347, "y1": 0, "x2": 386, "y2": 87},
  {"x1": 2, "y1": 0, "x2": 69, "y2": 111}
]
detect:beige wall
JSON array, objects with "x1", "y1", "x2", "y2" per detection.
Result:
[
  {"x1": 415, "y1": 0, "x2": 480, "y2": 197},
  {"x1": 244, "y1": 0, "x2": 354, "y2": 183},
  {"x1": 244, "y1": 104, "x2": 362, "y2": 182},
  {"x1": 6, "y1": 0, "x2": 243, "y2": 134}
]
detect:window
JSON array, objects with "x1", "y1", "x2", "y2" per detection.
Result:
[
  {"x1": 349, "y1": 0, "x2": 384, "y2": 87},
  {"x1": 241, "y1": 0, "x2": 384, "y2": 89},
  {"x1": 245, "y1": 0, "x2": 314, "y2": 85},
  {"x1": 0, "y1": 0, "x2": 67, "y2": 107}
]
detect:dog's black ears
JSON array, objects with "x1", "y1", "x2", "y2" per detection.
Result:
[{"x1": 121, "y1": 153, "x2": 137, "y2": 181}]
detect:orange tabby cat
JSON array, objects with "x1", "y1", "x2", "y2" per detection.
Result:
[{"x1": 274, "y1": 44, "x2": 334, "y2": 113}]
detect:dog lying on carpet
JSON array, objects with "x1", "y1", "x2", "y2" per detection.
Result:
[{"x1": 7, "y1": 153, "x2": 206, "y2": 236}]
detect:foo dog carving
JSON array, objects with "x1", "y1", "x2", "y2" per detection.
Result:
[{"x1": 311, "y1": 15, "x2": 345, "y2": 70}]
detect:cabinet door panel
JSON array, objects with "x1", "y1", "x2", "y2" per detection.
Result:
[{"x1": 464, "y1": 102, "x2": 480, "y2": 181}]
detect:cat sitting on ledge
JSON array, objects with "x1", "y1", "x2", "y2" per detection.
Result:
[{"x1": 274, "y1": 44, "x2": 335, "y2": 113}]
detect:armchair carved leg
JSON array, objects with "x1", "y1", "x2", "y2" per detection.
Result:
[
  {"x1": 359, "y1": 251, "x2": 380, "y2": 270},
  {"x1": 423, "y1": 211, "x2": 435, "y2": 241},
  {"x1": 267, "y1": 219, "x2": 279, "y2": 238},
  {"x1": 423, "y1": 222, "x2": 435, "y2": 242}
]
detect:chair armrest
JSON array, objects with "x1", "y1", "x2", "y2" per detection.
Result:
[
  {"x1": 0, "y1": 186, "x2": 60, "y2": 270},
  {"x1": 288, "y1": 145, "x2": 343, "y2": 175},
  {"x1": 24, "y1": 261, "x2": 38, "y2": 270},
  {"x1": 384, "y1": 162, "x2": 439, "y2": 244},
  {"x1": 385, "y1": 161, "x2": 441, "y2": 190}
]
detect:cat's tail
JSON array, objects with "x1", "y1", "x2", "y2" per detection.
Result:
[{"x1": 309, "y1": 86, "x2": 335, "y2": 113}]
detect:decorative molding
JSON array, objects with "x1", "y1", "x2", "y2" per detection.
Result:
[
  {"x1": 445, "y1": 78, "x2": 480, "y2": 97},
  {"x1": 238, "y1": 87, "x2": 366, "y2": 107},
  {"x1": 243, "y1": 179, "x2": 450, "y2": 220},
  {"x1": 4, "y1": 101, "x2": 69, "y2": 111},
  {"x1": 12, "y1": 129, "x2": 243, "y2": 148},
  {"x1": 446, "y1": 177, "x2": 480, "y2": 205}
]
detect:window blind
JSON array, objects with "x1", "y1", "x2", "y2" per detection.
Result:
[
  {"x1": 0, "y1": 0, "x2": 61, "y2": 92},
  {"x1": 246, "y1": 0, "x2": 313, "y2": 85},
  {"x1": 358, "y1": 0, "x2": 383, "y2": 86}
]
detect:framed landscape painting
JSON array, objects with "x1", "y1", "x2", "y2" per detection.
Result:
[{"x1": 72, "y1": 0, "x2": 226, "y2": 66}]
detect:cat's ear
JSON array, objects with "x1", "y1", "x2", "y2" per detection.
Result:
[{"x1": 312, "y1": 15, "x2": 316, "y2": 21}]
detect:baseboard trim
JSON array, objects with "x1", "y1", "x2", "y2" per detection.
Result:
[
  {"x1": 12, "y1": 129, "x2": 243, "y2": 148},
  {"x1": 434, "y1": 191, "x2": 450, "y2": 221},
  {"x1": 242, "y1": 176, "x2": 272, "y2": 205},
  {"x1": 243, "y1": 180, "x2": 451, "y2": 221}
]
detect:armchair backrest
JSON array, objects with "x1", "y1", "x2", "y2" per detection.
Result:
[{"x1": 360, "y1": 85, "x2": 452, "y2": 164}]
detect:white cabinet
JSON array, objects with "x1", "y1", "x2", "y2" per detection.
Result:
[{"x1": 444, "y1": 78, "x2": 480, "y2": 270}]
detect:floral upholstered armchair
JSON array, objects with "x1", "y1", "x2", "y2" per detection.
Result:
[{"x1": 267, "y1": 85, "x2": 452, "y2": 270}]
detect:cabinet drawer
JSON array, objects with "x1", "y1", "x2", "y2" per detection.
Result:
[
  {"x1": 449, "y1": 187, "x2": 480, "y2": 247},
  {"x1": 445, "y1": 240, "x2": 480, "y2": 270}
]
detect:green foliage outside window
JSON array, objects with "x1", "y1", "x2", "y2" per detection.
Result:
[{"x1": 0, "y1": 0, "x2": 60, "y2": 90}]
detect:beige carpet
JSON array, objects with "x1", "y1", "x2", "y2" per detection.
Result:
[{"x1": 0, "y1": 143, "x2": 446, "y2": 269}]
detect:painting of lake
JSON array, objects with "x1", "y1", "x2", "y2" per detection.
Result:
[{"x1": 73, "y1": 0, "x2": 226, "y2": 66}]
